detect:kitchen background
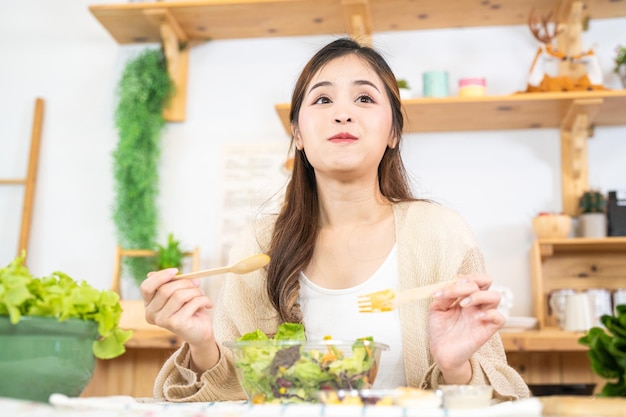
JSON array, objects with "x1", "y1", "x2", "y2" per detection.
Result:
[{"x1": 1, "y1": 0, "x2": 625, "y2": 317}]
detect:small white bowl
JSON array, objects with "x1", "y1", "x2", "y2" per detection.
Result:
[{"x1": 438, "y1": 384, "x2": 493, "y2": 409}]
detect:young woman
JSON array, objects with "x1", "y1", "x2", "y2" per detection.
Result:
[{"x1": 140, "y1": 37, "x2": 530, "y2": 402}]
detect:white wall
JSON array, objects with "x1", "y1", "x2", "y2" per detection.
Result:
[{"x1": 1, "y1": 1, "x2": 625, "y2": 316}]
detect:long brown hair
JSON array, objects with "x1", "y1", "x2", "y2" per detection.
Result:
[{"x1": 266, "y1": 37, "x2": 416, "y2": 323}]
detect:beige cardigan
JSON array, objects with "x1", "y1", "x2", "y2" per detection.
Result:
[{"x1": 153, "y1": 201, "x2": 531, "y2": 402}]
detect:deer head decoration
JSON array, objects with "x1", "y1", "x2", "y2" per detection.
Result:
[
  {"x1": 528, "y1": 8, "x2": 562, "y2": 46},
  {"x1": 524, "y1": 1, "x2": 604, "y2": 92}
]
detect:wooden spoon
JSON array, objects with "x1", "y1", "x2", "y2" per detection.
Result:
[{"x1": 173, "y1": 254, "x2": 270, "y2": 280}]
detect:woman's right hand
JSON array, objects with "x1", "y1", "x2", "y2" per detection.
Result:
[{"x1": 140, "y1": 268, "x2": 219, "y2": 372}]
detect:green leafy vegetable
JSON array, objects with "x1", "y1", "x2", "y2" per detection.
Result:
[
  {"x1": 0, "y1": 253, "x2": 133, "y2": 360},
  {"x1": 579, "y1": 304, "x2": 626, "y2": 397},
  {"x1": 229, "y1": 323, "x2": 381, "y2": 403}
]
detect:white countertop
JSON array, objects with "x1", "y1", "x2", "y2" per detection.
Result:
[{"x1": 0, "y1": 394, "x2": 543, "y2": 417}]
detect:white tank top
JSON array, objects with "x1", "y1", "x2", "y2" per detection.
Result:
[{"x1": 299, "y1": 245, "x2": 407, "y2": 388}]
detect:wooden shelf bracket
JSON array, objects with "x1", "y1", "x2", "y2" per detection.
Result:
[
  {"x1": 341, "y1": 0, "x2": 373, "y2": 46},
  {"x1": 560, "y1": 98, "x2": 602, "y2": 216},
  {"x1": 143, "y1": 9, "x2": 190, "y2": 122}
]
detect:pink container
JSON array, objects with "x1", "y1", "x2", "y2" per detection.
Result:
[{"x1": 458, "y1": 77, "x2": 486, "y2": 97}]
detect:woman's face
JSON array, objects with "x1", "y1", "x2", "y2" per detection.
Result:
[{"x1": 295, "y1": 54, "x2": 395, "y2": 182}]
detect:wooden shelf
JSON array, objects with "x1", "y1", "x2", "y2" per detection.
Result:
[
  {"x1": 89, "y1": 0, "x2": 626, "y2": 45},
  {"x1": 127, "y1": 325, "x2": 590, "y2": 352},
  {"x1": 535, "y1": 236, "x2": 626, "y2": 259},
  {"x1": 530, "y1": 238, "x2": 626, "y2": 329},
  {"x1": 278, "y1": 89, "x2": 626, "y2": 215},
  {"x1": 275, "y1": 90, "x2": 626, "y2": 135},
  {"x1": 500, "y1": 329, "x2": 588, "y2": 352},
  {"x1": 90, "y1": 0, "x2": 626, "y2": 127},
  {"x1": 501, "y1": 329, "x2": 604, "y2": 389},
  {"x1": 124, "y1": 328, "x2": 181, "y2": 349}
]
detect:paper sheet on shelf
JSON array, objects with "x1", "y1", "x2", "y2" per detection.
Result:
[{"x1": 218, "y1": 141, "x2": 290, "y2": 265}]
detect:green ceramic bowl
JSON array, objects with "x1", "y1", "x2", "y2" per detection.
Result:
[{"x1": 0, "y1": 315, "x2": 99, "y2": 402}]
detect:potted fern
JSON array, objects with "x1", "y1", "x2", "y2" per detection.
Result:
[
  {"x1": 0, "y1": 253, "x2": 132, "y2": 402},
  {"x1": 156, "y1": 233, "x2": 185, "y2": 270},
  {"x1": 578, "y1": 190, "x2": 608, "y2": 238},
  {"x1": 397, "y1": 78, "x2": 413, "y2": 99}
]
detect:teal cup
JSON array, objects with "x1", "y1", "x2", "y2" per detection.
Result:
[{"x1": 423, "y1": 70, "x2": 449, "y2": 97}]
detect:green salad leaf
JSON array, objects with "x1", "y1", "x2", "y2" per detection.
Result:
[
  {"x1": 0, "y1": 253, "x2": 132, "y2": 359},
  {"x1": 239, "y1": 328, "x2": 269, "y2": 341},
  {"x1": 232, "y1": 323, "x2": 379, "y2": 403},
  {"x1": 274, "y1": 322, "x2": 306, "y2": 340}
]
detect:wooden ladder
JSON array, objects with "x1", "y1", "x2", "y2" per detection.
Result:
[{"x1": 0, "y1": 98, "x2": 45, "y2": 261}]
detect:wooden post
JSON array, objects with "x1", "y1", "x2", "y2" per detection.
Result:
[
  {"x1": 341, "y1": 0, "x2": 373, "y2": 46},
  {"x1": 143, "y1": 9, "x2": 190, "y2": 122},
  {"x1": 560, "y1": 99, "x2": 601, "y2": 215},
  {"x1": 557, "y1": 0, "x2": 585, "y2": 79}
]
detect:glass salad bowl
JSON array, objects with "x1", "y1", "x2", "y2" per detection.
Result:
[{"x1": 224, "y1": 338, "x2": 389, "y2": 404}]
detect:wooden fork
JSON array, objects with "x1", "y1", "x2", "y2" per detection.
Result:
[{"x1": 357, "y1": 279, "x2": 459, "y2": 313}]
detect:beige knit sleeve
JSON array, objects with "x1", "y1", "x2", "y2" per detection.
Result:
[
  {"x1": 153, "y1": 216, "x2": 279, "y2": 402},
  {"x1": 154, "y1": 343, "x2": 245, "y2": 402},
  {"x1": 421, "y1": 334, "x2": 531, "y2": 401},
  {"x1": 419, "y1": 240, "x2": 531, "y2": 401}
]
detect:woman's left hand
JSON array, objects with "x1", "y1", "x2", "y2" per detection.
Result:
[{"x1": 427, "y1": 273, "x2": 505, "y2": 383}]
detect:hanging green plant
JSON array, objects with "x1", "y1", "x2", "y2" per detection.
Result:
[{"x1": 112, "y1": 47, "x2": 173, "y2": 287}]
